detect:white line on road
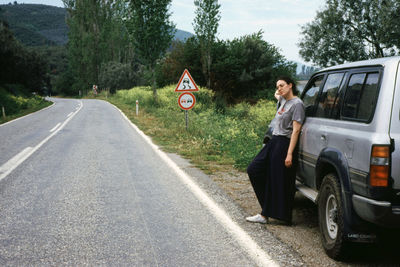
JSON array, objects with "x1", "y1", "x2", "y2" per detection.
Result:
[
  {"x1": 115, "y1": 105, "x2": 279, "y2": 267},
  {"x1": 67, "y1": 112, "x2": 73, "y2": 117},
  {"x1": 50, "y1": 122, "x2": 61, "y2": 132},
  {"x1": 0, "y1": 147, "x2": 33, "y2": 180},
  {"x1": 0, "y1": 100, "x2": 83, "y2": 182}
]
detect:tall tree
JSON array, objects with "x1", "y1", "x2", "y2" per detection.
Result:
[
  {"x1": 192, "y1": 0, "x2": 220, "y2": 88},
  {"x1": 63, "y1": 0, "x2": 131, "y2": 95},
  {"x1": 299, "y1": 0, "x2": 400, "y2": 67},
  {"x1": 63, "y1": 0, "x2": 100, "y2": 92},
  {"x1": 125, "y1": 0, "x2": 175, "y2": 100}
]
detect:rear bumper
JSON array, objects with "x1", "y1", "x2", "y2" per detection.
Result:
[{"x1": 352, "y1": 194, "x2": 400, "y2": 228}]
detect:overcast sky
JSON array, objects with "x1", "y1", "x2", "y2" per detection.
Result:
[{"x1": 1, "y1": 0, "x2": 326, "y2": 64}]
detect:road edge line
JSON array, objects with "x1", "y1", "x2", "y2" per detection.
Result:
[
  {"x1": 114, "y1": 104, "x2": 280, "y2": 267},
  {"x1": 0, "y1": 101, "x2": 55, "y2": 127}
]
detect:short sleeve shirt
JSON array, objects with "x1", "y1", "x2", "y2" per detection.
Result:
[{"x1": 272, "y1": 97, "x2": 305, "y2": 138}]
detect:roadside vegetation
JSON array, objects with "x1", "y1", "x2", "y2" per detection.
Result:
[
  {"x1": 0, "y1": 88, "x2": 51, "y2": 125},
  {"x1": 0, "y1": 6, "x2": 52, "y2": 124},
  {"x1": 94, "y1": 86, "x2": 276, "y2": 173}
]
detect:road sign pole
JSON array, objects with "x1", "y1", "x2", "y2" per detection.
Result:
[
  {"x1": 175, "y1": 69, "x2": 198, "y2": 131},
  {"x1": 136, "y1": 100, "x2": 139, "y2": 116},
  {"x1": 185, "y1": 110, "x2": 189, "y2": 130},
  {"x1": 2, "y1": 106, "x2": 5, "y2": 119}
]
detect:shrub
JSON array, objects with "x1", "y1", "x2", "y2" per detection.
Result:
[{"x1": 0, "y1": 87, "x2": 49, "y2": 116}]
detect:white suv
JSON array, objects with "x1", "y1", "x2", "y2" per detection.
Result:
[{"x1": 267, "y1": 56, "x2": 400, "y2": 259}]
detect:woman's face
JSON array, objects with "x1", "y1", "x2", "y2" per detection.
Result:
[{"x1": 276, "y1": 80, "x2": 292, "y2": 98}]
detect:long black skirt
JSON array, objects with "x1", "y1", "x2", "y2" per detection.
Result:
[{"x1": 247, "y1": 135, "x2": 297, "y2": 223}]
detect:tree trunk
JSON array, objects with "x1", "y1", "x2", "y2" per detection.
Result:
[
  {"x1": 201, "y1": 53, "x2": 208, "y2": 88},
  {"x1": 207, "y1": 50, "x2": 211, "y2": 89},
  {"x1": 374, "y1": 43, "x2": 384, "y2": 58},
  {"x1": 151, "y1": 66, "x2": 158, "y2": 102}
]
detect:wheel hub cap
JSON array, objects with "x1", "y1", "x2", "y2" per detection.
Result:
[{"x1": 326, "y1": 194, "x2": 338, "y2": 239}]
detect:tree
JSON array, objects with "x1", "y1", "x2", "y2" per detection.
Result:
[
  {"x1": 192, "y1": 0, "x2": 220, "y2": 89},
  {"x1": 155, "y1": 31, "x2": 295, "y2": 101},
  {"x1": 212, "y1": 31, "x2": 296, "y2": 100},
  {"x1": 99, "y1": 61, "x2": 141, "y2": 93},
  {"x1": 155, "y1": 38, "x2": 204, "y2": 88},
  {"x1": 63, "y1": 0, "x2": 101, "y2": 93},
  {"x1": 297, "y1": 65, "x2": 318, "y2": 80},
  {"x1": 125, "y1": 0, "x2": 175, "y2": 100},
  {"x1": 63, "y1": 0, "x2": 132, "y2": 95},
  {"x1": 299, "y1": 0, "x2": 400, "y2": 67},
  {"x1": 0, "y1": 20, "x2": 47, "y2": 94}
]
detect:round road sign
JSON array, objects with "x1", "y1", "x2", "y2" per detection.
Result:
[{"x1": 178, "y1": 92, "x2": 196, "y2": 110}]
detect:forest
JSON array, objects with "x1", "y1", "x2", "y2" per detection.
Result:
[
  {"x1": 2, "y1": 0, "x2": 400, "y2": 114},
  {"x1": 0, "y1": 1, "x2": 297, "y2": 102}
]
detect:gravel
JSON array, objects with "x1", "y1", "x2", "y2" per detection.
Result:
[{"x1": 207, "y1": 169, "x2": 400, "y2": 267}]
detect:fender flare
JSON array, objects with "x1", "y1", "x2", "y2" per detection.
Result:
[
  {"x1": 316, "y1": 147, "x2": 352, "y2": 193},
  {"x1": 316, "y1": 147, "x2": 358, "y2": 229}
]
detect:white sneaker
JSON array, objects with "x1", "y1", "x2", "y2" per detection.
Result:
[{"x1": 246, "y1": 214, "x2": 267, "y2": 224}]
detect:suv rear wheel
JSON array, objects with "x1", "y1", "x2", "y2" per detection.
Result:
[{"x1": 318, "y1": 173, "x2": 347, "y2": 259}]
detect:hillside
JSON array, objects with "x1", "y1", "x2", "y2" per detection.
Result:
[
  {"x1": 0, "y1": 4, "x2": 67, "y2": 46},
  {"x1": 0, "y1": 3, "x2": 193, "y2": 46}
]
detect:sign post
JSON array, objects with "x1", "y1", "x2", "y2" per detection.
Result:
[
  {"x1": 175, "y1": 69, "x2": 199, "y2": 130},
  {"x1": 93, "y1": 85, "x2": 98, "y2": 95},
  {"x1": 185, "y1": 108, "x2": 189, "y2": 130},
  {"x1": 178, "y1": 92, "x2": 196, "y2": 130}
]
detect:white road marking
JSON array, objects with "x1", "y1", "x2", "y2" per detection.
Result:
[
  {"x1": 0, "y1": 100, "x2": 83, "y2": 182},
  {"x1": 115, "y1": 105, "x2": 279, "y2": 267},
  {"x1": 67, "y1": 112, "x2": 73, "y2": 117},
  {"x1": 50, "y1": 122, "x2": 61, "y2": 132},
  {"x1": 0, "y1": 147, "x2": 33, "y2": 180}
]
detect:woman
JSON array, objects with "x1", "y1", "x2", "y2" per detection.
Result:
[{"x1": 246, "y1": 76, "x2": 305, "y2": 225}]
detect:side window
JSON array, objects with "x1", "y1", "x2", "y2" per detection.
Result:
[
  {"x1": 315, "y1": 73, "x2": 345, "y2": 118},
  {"x1": 342, "y1": 72, "x2": 380, "y2": 121},
  {"x1": 358, "y1": 73, "x2": 379, "y2": 120},
  {"x1": 302, "y1": 75, "x2": 324, "y2": 117}
]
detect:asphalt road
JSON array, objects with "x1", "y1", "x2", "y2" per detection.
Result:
[{"x1": 0, "y1": 98, "x2": 304, "y2": 266}]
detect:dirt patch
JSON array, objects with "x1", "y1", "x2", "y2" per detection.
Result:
[{"x1": 209, "y1": 169, "x2": 400, "y2": 267}]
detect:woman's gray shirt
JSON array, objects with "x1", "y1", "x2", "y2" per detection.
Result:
[{"x1": 272, "y1": 97, "x2": 305, "y2": 138}]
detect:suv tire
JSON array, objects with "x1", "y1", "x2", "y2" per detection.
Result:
[{"x1": 318, "y1": 173, "x2": 347, "y2": 259}]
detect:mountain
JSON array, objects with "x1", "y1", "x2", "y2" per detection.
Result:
[
  {"x1": 0, "y1": 3, "x2": 67, "y2": 46},
  {"x1": 174, "y1": 29, "x2": 193, "y2": 41},
  {"x1": 0, "y1": 3, "x2": 194, "y2": 47}
]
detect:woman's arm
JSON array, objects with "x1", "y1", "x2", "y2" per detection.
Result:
[{"x1": 285, "y1": 120, "x2": 302, "y2": 168}]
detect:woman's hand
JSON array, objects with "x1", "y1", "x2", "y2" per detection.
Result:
[
  {"x1": 274, "y1": 90, "x2": 281, "y2": 101},
  {"x1": 286, "y1": 121, "x2": 302, "y2": 168},
  {"x1": 285, "y1": 153, "x2": 293, "y2": 168}
]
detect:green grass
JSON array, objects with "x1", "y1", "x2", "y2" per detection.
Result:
[
  {"x1": 97, "y1": 85, "x2": 276, "y2": 173},
  {"x1": 0, "y1": 90, "x2": 52, "y2": 125}
]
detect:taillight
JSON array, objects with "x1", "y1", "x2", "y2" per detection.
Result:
[{"x1": 370, "y1": 145, "x2": 390, "y2": 187}]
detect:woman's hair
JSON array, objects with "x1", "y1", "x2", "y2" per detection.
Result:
[{"x1": 277, "y1": 76, "x2": 299, "y2": 96}]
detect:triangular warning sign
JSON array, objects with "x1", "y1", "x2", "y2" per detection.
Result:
[{"x1": 175, "y1": 69, "x2": 199, "y2": 92}]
